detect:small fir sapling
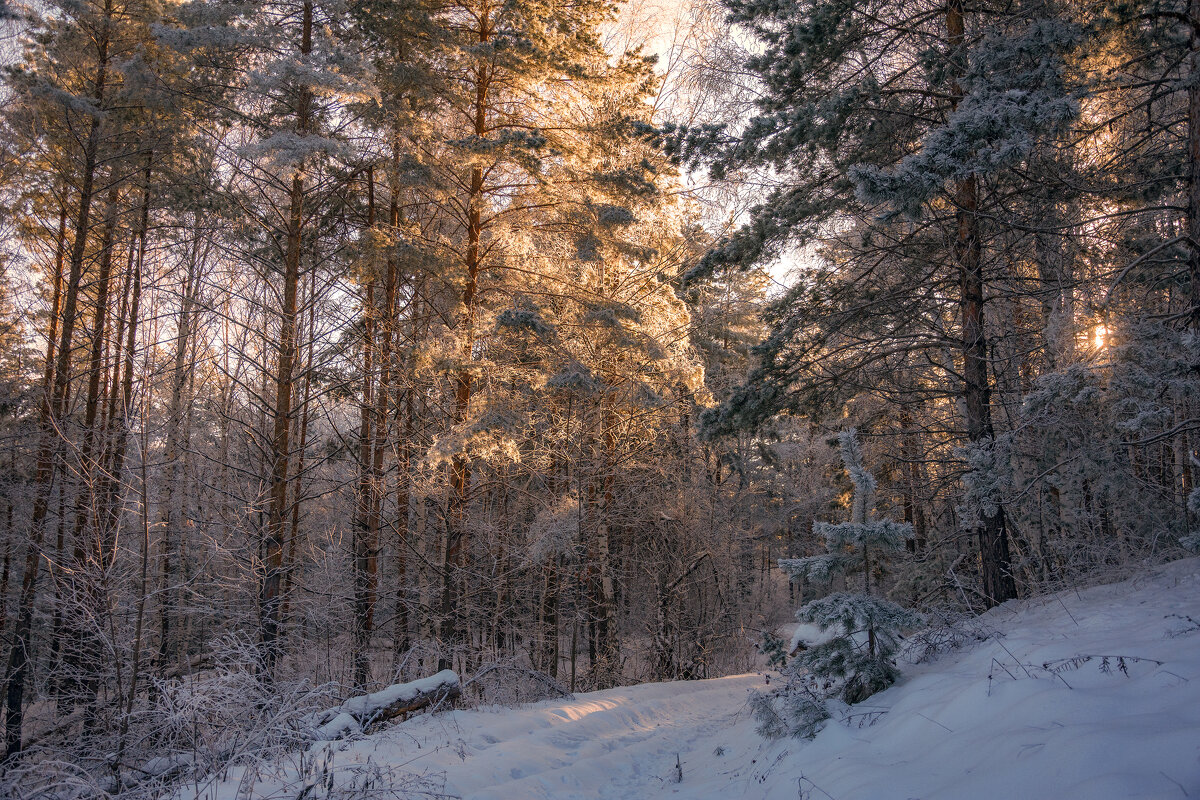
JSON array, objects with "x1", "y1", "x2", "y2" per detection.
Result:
[{"x1": 753, "y1": 431, "x2": 923, "y2": 738}]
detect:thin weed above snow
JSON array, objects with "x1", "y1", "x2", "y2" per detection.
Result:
[{"x1": 1164, "y1": 612, "x2": 1200, "y2": 638}]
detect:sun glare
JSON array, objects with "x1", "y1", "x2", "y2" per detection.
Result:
[{"x1": 1092, "y1": 324, "x2": 1109, "y2": 350}]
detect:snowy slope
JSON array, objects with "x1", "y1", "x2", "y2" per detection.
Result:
[{"x1": 179, "y1": 558, "x2": 1200, "y2": 800}]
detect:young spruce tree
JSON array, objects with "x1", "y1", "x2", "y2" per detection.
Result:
[{"x1": 753, "y1": 430, "x2": 921, "y2": 738}]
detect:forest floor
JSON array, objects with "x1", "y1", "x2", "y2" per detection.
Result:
[{"x1": 182, "y1": 557, "x2": 1200, "y2": 800}]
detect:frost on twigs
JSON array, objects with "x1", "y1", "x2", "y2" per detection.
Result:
[
  {"x1": 900, "y1": 609, "x2": 999, "y2": 664},
  {"x1": 461, "y1": 660, "x2": 573, "y2": 706},
  {"x1": 778, "y1": 552, "x2": 851, "y2": 584},
  {"x1": 956, "y1": 435, "x2": 1012, "y2": 529},
  {"x1": 851, "y1": 20, "x2": 1083, "y2": 219},
  {"x1": 525, "y1": 493, "x2": 580, "y2": 565},
  {"x1": 426, "y1": 409, "x2": 523, "y2": 469}
]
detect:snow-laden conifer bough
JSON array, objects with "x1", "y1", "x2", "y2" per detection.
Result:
[{"x1": 170, "y1": 557, "x2": 1200, "y2": 800}]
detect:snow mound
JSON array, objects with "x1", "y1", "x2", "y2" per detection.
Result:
[
  {"x1": 308, "y1": 669, "x2": 460, "y2": 740},
  {"x1": 751, "y1": 557, "x2": 1200, "y2": 800},
  {"x1": 337, "y1": 669, "x2": 458, "y2": 719},
  {"x1": 787, "y1": 621, "x2": 837, "y2": 652},
  {"x1": 176, "y1": 558, "x2": 1200, "y2": 800}
]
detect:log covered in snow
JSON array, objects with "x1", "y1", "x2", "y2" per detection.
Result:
[{"x1": 310, "y1": 669, "x2": 460, "y2": 740}]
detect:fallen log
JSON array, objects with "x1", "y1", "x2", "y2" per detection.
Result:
[{"x1": 310, "y1": 669, "x2": 460, "y2": 740}]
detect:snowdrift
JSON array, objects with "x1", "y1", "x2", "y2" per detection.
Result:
[{"x1": 174, "y1": 558, "x2": 1200, "y2": 800}]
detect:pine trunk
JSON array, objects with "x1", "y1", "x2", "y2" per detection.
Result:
[
  {"x1": 1189, "y1": 0, "x2": 1200, "y2": 327},
  {"x1": 948, "y1": 0, "x2": 1017, "y2": 607},
  {"x1": 439, "y1": 16, "x2": 491, "y2": 669},
  {"x1": 261, "y1": 0, "x2": 313, "y2": 678}
]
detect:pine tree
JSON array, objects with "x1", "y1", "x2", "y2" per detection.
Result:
[
  {"x1": 398, "y1": 0, "x2": 677, "y2": 671},
  {"x1": 663, "y1": 0, "x2": 1099, "y2": 607},
  {"x1": 162, "y1": 0, "x2": 370, "y2": 677},
  {"x1": 0, "y1": 0, "x2": 182, "y2": 752}
]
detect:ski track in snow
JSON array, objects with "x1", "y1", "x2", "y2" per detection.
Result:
[
  {"x1": 185, "y1": 558, "x2": 1200, "y2": 800},
  {"x1": 396, "y1": 677, "x2": 755, "y2": 799}
]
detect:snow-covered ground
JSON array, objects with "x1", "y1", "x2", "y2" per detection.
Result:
[{"x1": 180, "y1": 558, "x2": 1200, "y2": 800}]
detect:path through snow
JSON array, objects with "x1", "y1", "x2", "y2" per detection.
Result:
[{"x1": 382, "y1": 675, "x2": 759, "y2": 799}]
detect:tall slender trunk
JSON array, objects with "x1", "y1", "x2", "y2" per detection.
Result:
[
  {"x1": 71, "y1": 185, "x2": 121, "y2": 556},
  {"x1": 24, "y1": 195, "x2": 69, "y2": 672},
  {"x1": 899, "y1": 408, "x2": 928, "y2": 552},
  {"x1": 392, "y1": 388, "x2": 414, "y2": 668},
  {"x1": 100, "y1": 162, "x2": 150, "y2": 556},
  {"x1": 158, "y1": 217, "x2": 201, "y2": 672},
  {"x1": 368, "y1": 177, "x2": 400, "y2": 670},
  {"x1": 261, "y1": 0, "x2": 313, "y2": 678},
  {"x1": 113, "y1": 350, "x2": 152, "y2": 786},
  {"x1": 535, "y1": 451, "x2": 559, "y2": 676},
  {"x1": 1189, "y1": 0, "x2": 1200, "y2": 327},
  {"x1": 0, "y1": 508, "x2": 10, "y2": 640},
  {"x1": 392, "y1": 288, "x2": 415, "y2": 669},
  {"x1": 280, "y1": 265, "x2": 316, "y2": 631},
  {"x1": 42, "y1": 193, "x2": 69, "y2": 426},
  {"x1": 539, "y1": 557, "x2": 559, "y2": 678},
  {"x1": 948, "y1": 0, "x2": 1016, "y2": 606},
  {"x1": 367, "y1": 214, "x2": 395, "y2": 664},
  {"x1": 439, "y1": 15, "x2": 492, "y2": 671},
  {"x1": 589, "y1": 406, "x2": 617, "y2": 681},
  {"x1": 382, "y1": 161, "x2": 414, "y2": 669},
  {"x1": 71, "y1": 184, "x2": 122, "y2": 728},
  {"x1": 353, "y1": 172, "x2": 379, "y2": 687}
]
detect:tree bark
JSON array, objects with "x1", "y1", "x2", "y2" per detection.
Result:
[
  {"x1": 158, "y1": 214, "x2": 202, "y2": 673},
  {"x1": 354, "y1": 171, "x2": 379, "y2": 688},
  {"x1": 1190, "y1": 0, "x2": 1200, "y2": 327},
  {"x1": 948, "y1": 0, "x2": 1017, "y2": 606},
  {"x1": 438, "y1": 10, "x2": 492, "y2": 671},
  {"x1": 261, "y1": 0, "x2": 313, "y2": 678}
]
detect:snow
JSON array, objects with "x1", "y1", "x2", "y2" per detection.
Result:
[
  {"x1": 337, "y1": 669, "x2": 459, "y2": 719},
  {"x1": 138, "y1": 752, "x2": 195, "y2": 778},
  {"x1": 313, "y1": 711, "x2": 361, "y2": 742},
  {"x1": 787, "y1": 621, "x2": 839, "y2": 652},
  {"x1": 176, "y1": 558, "x2": 1200, "y2": 800},
  {"x1": 306, "y1": 669, "x2": 460, "y2": 741}
]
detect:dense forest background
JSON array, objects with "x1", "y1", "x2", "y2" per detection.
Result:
[{"x1": 0, "y1": 0, "x2": 1196, "y2": 792}]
